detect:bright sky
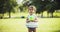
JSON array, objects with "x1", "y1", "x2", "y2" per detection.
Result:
[{"x1": 16, "y1": 0, "x2": 23, "y2": 4}]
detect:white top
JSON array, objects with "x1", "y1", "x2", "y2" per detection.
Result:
[{"x1": 26, "y1": 14, "x2": 38, "y2": 28}]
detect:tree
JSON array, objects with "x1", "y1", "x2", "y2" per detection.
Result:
[
  {"x1": 0, "y1": 0, "x2": 7, "y2": 19},
  {"x1": 29, "y1": 0, "x2": 47, "y2": 17},
  {"x1": 55, "y1": 0, "x2": 60, "y2": 10},
  {"x1": 46, "y1": 0, "x2": 57, "y2": 17},
  {"x1": 0, "y1": 0, "x2": 18, "y2": 18},
  {"x1": 6, "y1": 0, "x2": 17, "y2": 18},
  {"x1": 22, "y1": 0, "x2": 60, "y2": 18}
]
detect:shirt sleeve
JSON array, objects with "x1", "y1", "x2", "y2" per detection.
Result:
[
  {"x1": 35, "y1": 15, "x2": 38, "y2": 20},
  {"x1": 34, "y1": 15, "x2": 38, "y2": 22}
]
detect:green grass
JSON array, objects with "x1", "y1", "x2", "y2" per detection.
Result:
[
  {"x1": 0, "y1": 18, "x2": 60, "y2": 32},
  {"x1": 0, "y1": 12, "x2": 60, "y2": 32}
]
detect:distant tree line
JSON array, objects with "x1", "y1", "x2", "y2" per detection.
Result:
[
  {"x1": 23, "y1": 0, "x2": 60, "y2": 18},
  {"x1": 0, "y1": 0, "x2": 60, "y2": 19}
]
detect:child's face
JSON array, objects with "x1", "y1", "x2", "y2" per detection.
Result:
[{"x1": 29, "y1": 7, "x2": 35, "y2": 15}]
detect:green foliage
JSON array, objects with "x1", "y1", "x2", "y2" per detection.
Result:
[
  {"x1": 28, "y1": 0, "x2": 60, "y2": 17},
  {"x1": 0, "y1": 0, "x2": 18, "y2": 18},
  {"x1": 0, "y1": 0, "x2": 18, "y2": 13}
]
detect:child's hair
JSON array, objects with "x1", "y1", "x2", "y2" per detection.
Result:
[{"x1": 28, "y1": 5, "x2": 36, "y2": 12}]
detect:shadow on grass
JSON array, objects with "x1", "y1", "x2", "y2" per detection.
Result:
[
  {"x1": 1, "y1": 17, "x2": 26, "y2": 19},
  {"x1": 0, "y1": 16, "x2": 60, "y2": 19},
  {"x1": 53, "y1": 30, "x2": 60, "y2": 32}
]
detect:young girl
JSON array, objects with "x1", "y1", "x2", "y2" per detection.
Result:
[{"x1": 26, "y1": 5, "x2": 38, "y2": 32}]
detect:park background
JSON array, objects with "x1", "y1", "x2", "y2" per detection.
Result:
[{"x1": 0, "y1": 0, "x2": 60, "y2": 32}]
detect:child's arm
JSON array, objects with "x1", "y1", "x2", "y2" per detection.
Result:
[
  {"x1": 26, "y1": 17, "x2": 30, "y2": 23},
  {"x1": 34, "y1": 16, "x2": 38, "y2": 22}
]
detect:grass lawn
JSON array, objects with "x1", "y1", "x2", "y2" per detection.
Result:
[
  {"x1": 0, "y1": 12, "x2": 60, "y2": 32},
  {"x1": 0, "y1": 18, "x2": 60, "y2": 32}
]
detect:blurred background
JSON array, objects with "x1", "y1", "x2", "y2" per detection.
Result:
[{"x1": 0, "y1": 0, "x2": 60, "y2": 32}]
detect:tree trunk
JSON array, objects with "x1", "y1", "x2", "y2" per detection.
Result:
[
  {"x1": 51, "y1": 13, "x2": 53, "y2": 18},
  {"x1": 41, "y1": 12, "x2": 43, "y2": 18},
  {"x1": 0, "y1": 13, "x2": 4, "y2": 19},
  {"x1": 47, "y1": 12, "x2": 49, "y2": 18},
  {"x1": 9, "y1": 11, "x2": 11, "y2": 18}
]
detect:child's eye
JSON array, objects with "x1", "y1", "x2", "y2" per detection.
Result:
[{"x1": 29, "y1": 8, "x2": 33, "y2": 10}]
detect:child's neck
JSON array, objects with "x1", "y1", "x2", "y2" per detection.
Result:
[{"x1": 30, "y1": 14, "x2": 34, "y2": 15}]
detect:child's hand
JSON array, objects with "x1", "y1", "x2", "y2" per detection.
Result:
[
  {"x1": 34, "y1": 19, "x2": 38, "y2": 22},
  {"x1": 26, "y1": 21, "x2": 30, "y2": 23}
]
